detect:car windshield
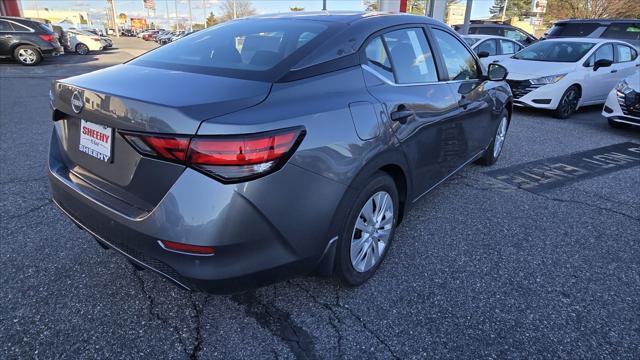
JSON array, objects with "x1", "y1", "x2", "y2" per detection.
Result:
[
  {"x1": 513, "y1": 41, "x2": 595, "y2": 62},
  {"x1": 463, "y1": 37, "x2": 479, "y2": 46},
  {"x1": 131, "y1": 19, "x2": 329, "y2": 79}
]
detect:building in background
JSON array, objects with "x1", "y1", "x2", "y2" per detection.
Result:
[
  {"x1": 23, "y1": 8, "x2": 91, "y2": 25},
  {"x1": 445, "y1": 2, "x2": 466, "y2": 24}
]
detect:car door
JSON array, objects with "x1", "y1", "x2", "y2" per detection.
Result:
[
  {"x1": 475, "y1": 38, "x2": 499, "y2": 67},
  {"x1": 361, "y1": 27, "x2": 467, "y2": 197},
  {"x1": 430, "y1": 27, "x2": 495, "y2": 160},
  {"x1": 581, "y1": 43, "x2": 618, "y2": 103},
  {"x1": 0, "y1": 20, "x2": 16, "y2": 56}
]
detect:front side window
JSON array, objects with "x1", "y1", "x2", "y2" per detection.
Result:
[
  {"x1": 477, "y1": 39, "x2": 497, "y2": 56},
  {"x1": 499, "y1": 39, "x2": 518, "y2": 54},
  {"x1": 383, "y1": 28, "x2": 438, "y2": 84},
  {"x1": 365, "y1": 36, "x2": 394, "y2": 83},
  {"x1": 585, "y1": 44, "x2": 614, "y2": 67},
  {"x1": 615, "y1": 44, "x2": 637, "y2": 63},
  {"x1": 432, "y1": 28, "x2": 479, "y2": 81},
  {"x1": 513, "y1": 41, "x2": 595, "y2": 63},
  {"x1": 602, "y1": 23, "x2": 640, "y2": 40}
]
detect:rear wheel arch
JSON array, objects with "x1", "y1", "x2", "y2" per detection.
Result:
[
  {"x1": 314, "y1": 150, "x2": 412, "y2": 276},
  {"x1": 10, "y1": 42, "x2": 42, "y2": 58}
]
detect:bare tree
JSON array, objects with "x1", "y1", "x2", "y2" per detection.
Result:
[
  {"x1": 219, "y1": 0, "x2": 257, "y2": 21},
  {"x1": 547, "y1": 0, "x2": 640, "y2": 19}
]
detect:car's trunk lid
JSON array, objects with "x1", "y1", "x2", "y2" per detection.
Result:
[{"x1": 51, "y1": 64, "x2": 271, "y2": 211}]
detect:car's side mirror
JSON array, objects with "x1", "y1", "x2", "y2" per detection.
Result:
[
  {"x1": 594, "y1": 58, "x2": 613, "y2": 71},
  {"x1": 478, "y1": 51, "x2": 490, "y2": 58},
  {"x1": 487, "y1": 63, "x2": 508, "y2": 81}
]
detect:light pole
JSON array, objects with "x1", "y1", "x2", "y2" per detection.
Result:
[
  {"x1": 461, "y1": 0, "x2": 473, "y2": 35},
  {"x1": 165, "y1": 0, "x2": 170, "y2": 30},
  {"x1": 322, "y1": 0, "x2": 327, "y2": 11},
  {"x1": 174, "y1": 0, "x2": 179, "y2": 31},
  {"x1": 500, "y1": 0, "x2": 508, "y2": 22},
  {"x1": 203, "y1": 0, "x2": 207, "y2": 28},
  {"x1": 187, "y1": 0, "x2": 193, "y2": 31}
]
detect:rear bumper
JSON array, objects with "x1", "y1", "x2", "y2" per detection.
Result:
[
  {"x1": 48, "y1": 130, "x2": 346, "y2": 293},
  {"x1": 41, "y1": 45, "x2": 64, "y2": 57}
]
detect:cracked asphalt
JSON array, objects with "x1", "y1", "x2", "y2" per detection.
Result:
[{"x1": 1, "y1": 38, "x2": 639, "y2": 359}]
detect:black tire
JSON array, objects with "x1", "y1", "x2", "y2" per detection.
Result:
[
  {"x1": 476, "y1": 108, "x2": 510, "y2": 166},
  {"x1": 335, "y1": 172, "x2": 399, "y2": 286},
  {"x1": 13, "y1": 45, "x2": 41, "y2": 66},
  {"x1": 76, "y1": 43, "x2": 90, "y2": 55},
  {"x1": 553, "y1": 85, "x2": 580, "y2": 119},
  {"x1": 608, "y1": 118, "x2": 631, "y2": 129}
]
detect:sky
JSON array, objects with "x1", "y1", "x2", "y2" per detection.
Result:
[{"x1": 20, "y1": 0, "x2": 494, "y2": 26}]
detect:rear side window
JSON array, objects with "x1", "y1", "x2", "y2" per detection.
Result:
[
  {"x1": 365, "y1": 37, "x2": 394, "y2": 83},
  {"x1": 383, "y1": 28, "x2": 438, "y2": 84},
  {"x1": 9, "y1": 21, "x2": 31, "y2": 32},
  {"x1": 615, "y1": 44, "x2": 638, "y2": 62},
  {"x1": 432, "y1": 28, "x2": 479, "y2": 81},
  {"x1": 131, "y1": 19, "x2": 328, "y2": 79},
  {"x1": 602, "y1": 23, "x2": 640, "y2": 40},
  {"x1": 0, "y1": 20, "x2": 13, "y2": 32},
  {"x1": 548, "y1": 23, "x2": 600, "y2": 37},
  {"x1": 499, "y1": 39, "x2": 518, "y2": 54},
  {"x1": 477, "y1": 39, "x2": 497, "y2": 56},
  {"x1": 504, "y1": 29, "x2": 528, "y2": 42}
]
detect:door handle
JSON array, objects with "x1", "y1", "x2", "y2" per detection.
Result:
[
  {"x1": 610, "y1": 69, "x2": 618, "y2": 73},
  {"x1": 390, "y1": 106, "x2": 415, "y2": 124}
]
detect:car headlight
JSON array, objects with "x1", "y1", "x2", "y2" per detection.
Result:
[
  {"x1": 616, "y1": 79, "x2": 631, "y2": 94},
  {"x1": 529, "y1": 74, "x2": 567, "y2": 85}
]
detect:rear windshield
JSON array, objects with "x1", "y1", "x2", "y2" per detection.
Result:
[
  {"x1": 547, "y1": 23, "x2": 600, "y2": 37},
  {"x1": 513, "y1": 41, "x2": 594, "y2": 62},
  {"x1": 131, "y1": 19, "x2": 330, "y2": 81}
]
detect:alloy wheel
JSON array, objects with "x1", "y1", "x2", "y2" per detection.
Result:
[
  {"x1": 493, "y1": 116, "x2": 508, "y2": 158},
  {"x1": 561, "y1": 88, "x2": 578, "y2": 117},
  {"x1": 350, "y1": 191, "x2": 394, "y2": 273},
  {"x1": 17, "y1": 48, "x2": 37, "y2": 64}
]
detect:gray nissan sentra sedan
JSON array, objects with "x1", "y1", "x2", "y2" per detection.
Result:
[{"x1": 48, "y1": 12, "x2": 512, "y2": 293}]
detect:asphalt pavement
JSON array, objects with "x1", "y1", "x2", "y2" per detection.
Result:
[{"x1": 1, "y1": 37, "x2": 639, "y2": 359}]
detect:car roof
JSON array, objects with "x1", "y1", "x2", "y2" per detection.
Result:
[
  {"x1": 249, "y1": 11, "x2": 441, "y2": 25},
  {"x1": 554, "y1": 19, "x2": 640, "y2": 24},
  {"x1": 462, "y1": 34, "x2": 515, "y2": 41},
  {"x1": 543, "y1": 37, "x2": 630, "y2": 44}
]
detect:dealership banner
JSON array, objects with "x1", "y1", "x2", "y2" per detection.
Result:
[{"x1": 130, "y1": 17, "x2": 147, "y2": 29}]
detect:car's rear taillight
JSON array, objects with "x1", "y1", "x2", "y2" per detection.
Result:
[
  {"x1": 39, "y1": 34, "x2": 55, "y2": 42},
  {"x1": 121, "y1": 127, "x2": 305, "y2": 183},
  {"x1": 188, "y1": 128, "x2": 304, "y2": 182}
]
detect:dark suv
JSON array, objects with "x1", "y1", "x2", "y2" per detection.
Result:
[
  {"x1": 0, "y1": 16, "x2": 63, "y2": 65},
  {"x1": 453, "y1": 21, "x2": 537, "y2": 45},
  {"x1": 545, "y1": 19, "x2": 640, "y2": 49}
]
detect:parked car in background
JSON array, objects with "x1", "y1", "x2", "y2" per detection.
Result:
[
  {"x1": 142, "y1": 30, "x2": 161, "y2": 41},
  {"x1": 453, "y1": 21, "x2": 537, "y2": 46},
  {"x1": 171, "y1": 30, "x2": 194, "y2": 42},
  {"x1": 463, "y1": 35, "x2": 524, "y2": 67},
  {"x1": 0, "y1": 16, "x2": 63, "y2": 65},
  {"x1": 603, "y1": 73, "x2": 640, "y2": 128},
  {"x1": 121, "y1": 29, "x2": 135, "y2": 37},
  {"x1": 48, "y1": 12, "x2": 512, "y2": 293},
  {"x1": 155, "y1": 31, "x2": 175, "y2": 45},
  {"x1": 66, "y1": 29, "x2": 104, "y2": 55},
  {"x1": 500, "y1": 38, "x2": 639, "y2": 118},
  {"x1": 85, "y1": 29, "x2": 112, "y2": 48},
  {"x1": 544, "y1": 19, "x2": 640, "y2": 49}
]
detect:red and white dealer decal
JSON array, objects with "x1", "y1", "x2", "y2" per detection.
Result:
[{"x1": 79, "y1": 119, "x2": 112, "y2": 162}]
